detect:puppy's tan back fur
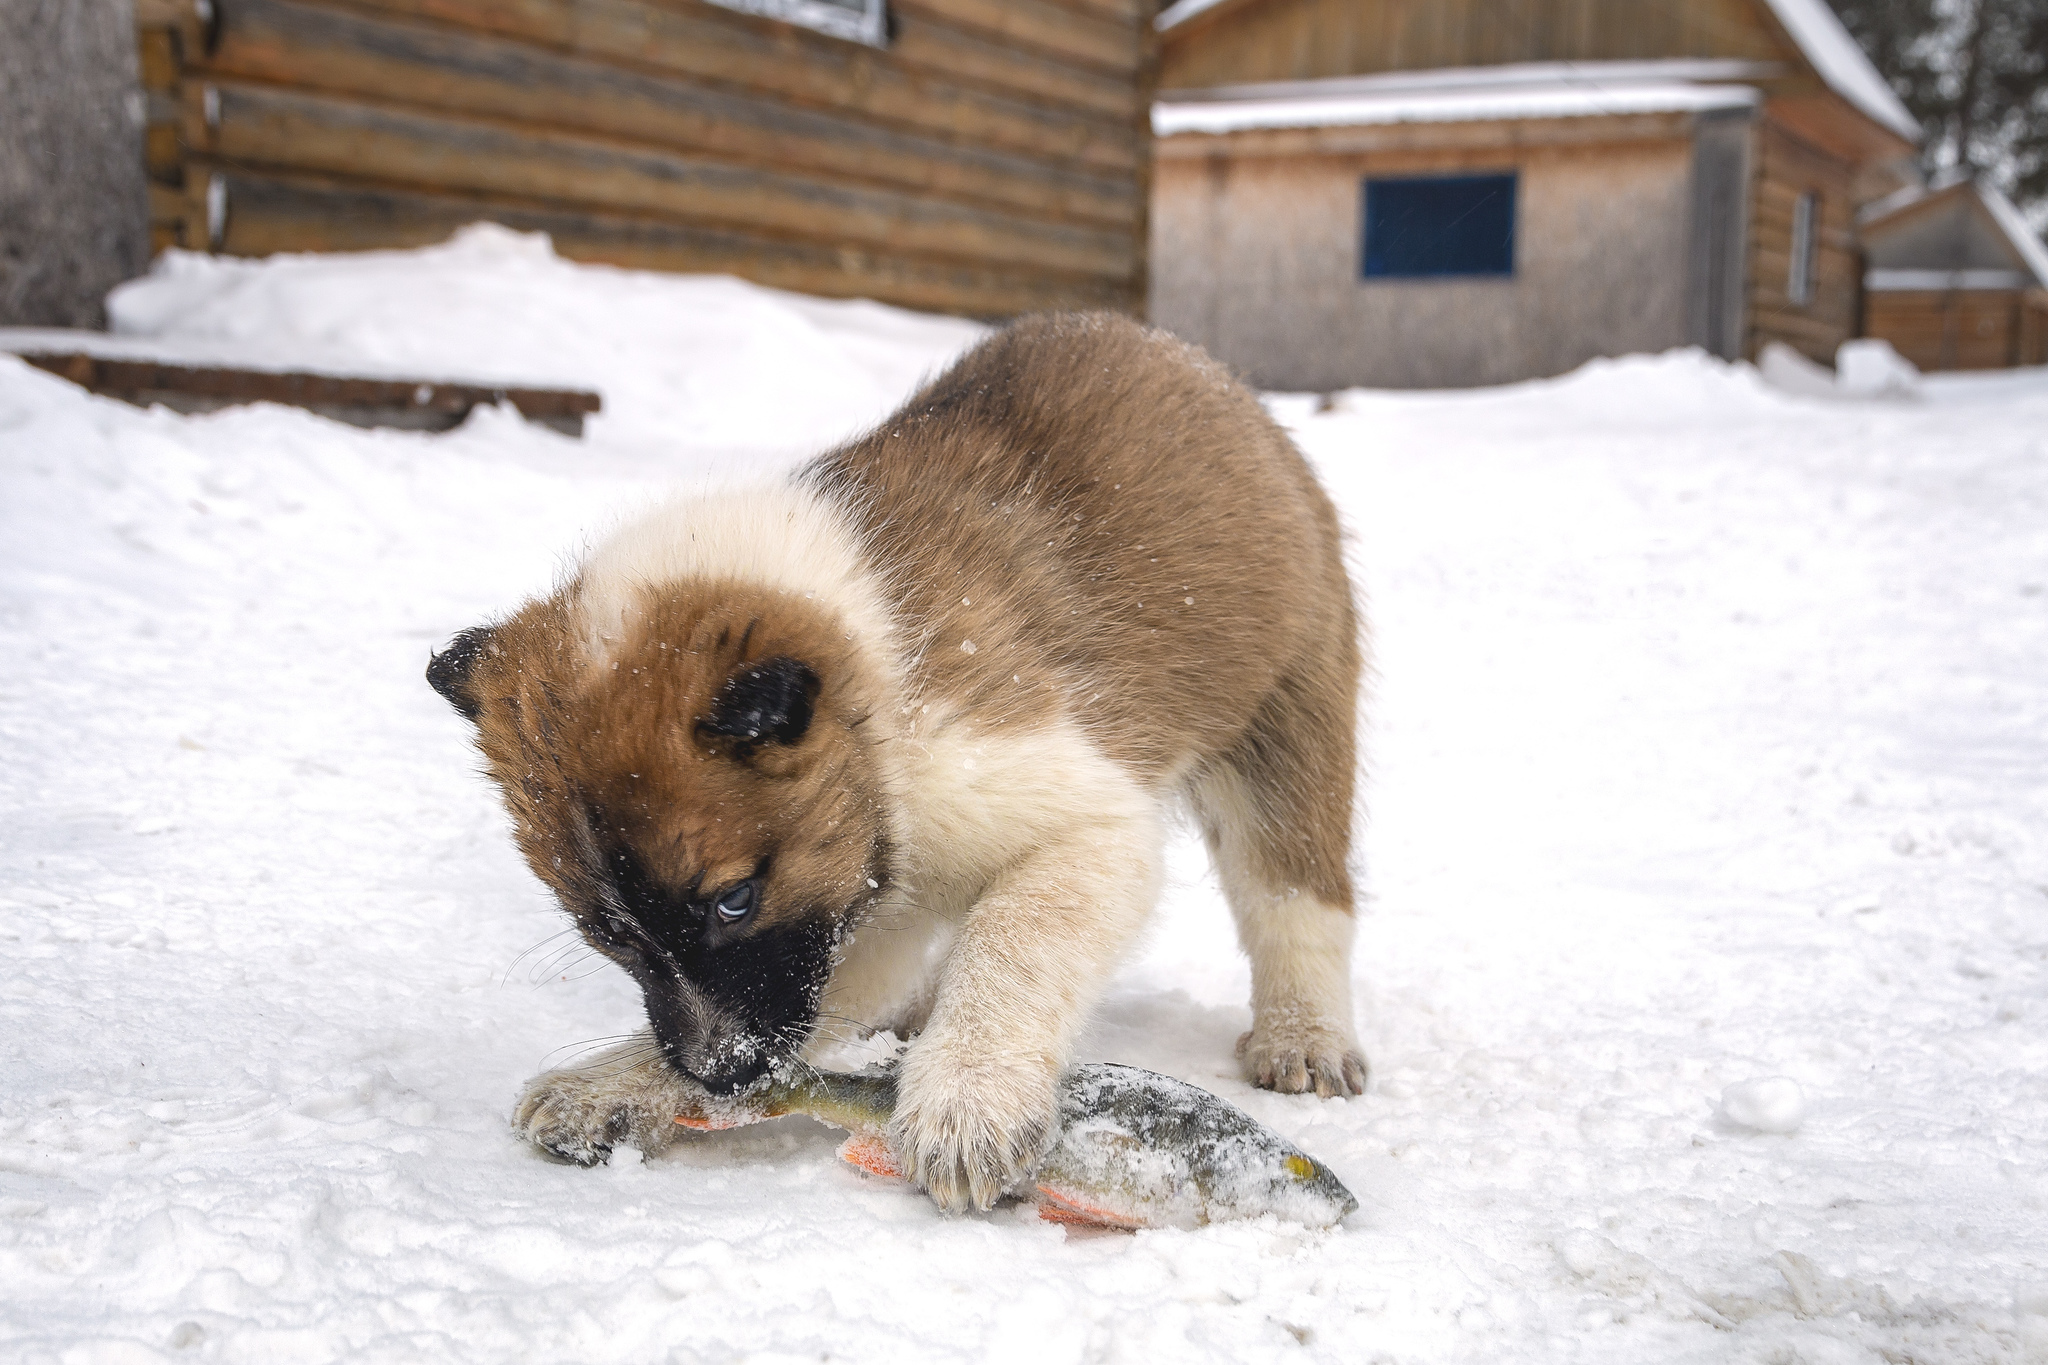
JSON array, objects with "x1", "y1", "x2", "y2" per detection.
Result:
[{"x1": 815, "y1": 313, "x2": 1358, "y2": 898}]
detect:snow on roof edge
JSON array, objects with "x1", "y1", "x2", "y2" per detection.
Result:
[
  {"x1": 1160, "y1": 59, "x2": 1780, "y2": 103},
  {"x1": 1977, "y1": 182, "x2": 2048, "y2": 288},
  {"x1": 1154, "y1": 76, "x2": 1758, "y2": 138},
  {"x1": 1156, "y1": 0, "x2": 1233, "y2": 30},
  {"x1": 1755, "y1": 0, "x2": 1918, "y2": 141}
]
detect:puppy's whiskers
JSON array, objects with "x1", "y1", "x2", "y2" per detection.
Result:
[
  {"x1": 501, "y1": 927, "x2": 581, "y2": 987},
  {"x1": 538, "y1": 1033, "x2": 641, "y2": 1070}
]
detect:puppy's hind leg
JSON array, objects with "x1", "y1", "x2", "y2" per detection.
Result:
[
  {"x1": 512, "y1": 1032, "x2": 700, "y2": 1164},
  {"x1": 1190, "y1": 664, "x2": 1368, "y2": 1098}
]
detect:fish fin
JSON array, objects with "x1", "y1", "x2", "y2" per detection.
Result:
[
  {"x1": 674, "y1": 1114, "x2": 750, "y2": 1131},
  {"x1": 1034, "y1": 1184, "x2": 1144, "y2": 1231},
  {"x1": 837, "y1": 1132, "x2": 906, "y2": 1181}
]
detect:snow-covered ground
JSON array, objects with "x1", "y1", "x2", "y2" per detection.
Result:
[{"x1": 4, "y1": 227, "x2": 2046, "y2": 1364}]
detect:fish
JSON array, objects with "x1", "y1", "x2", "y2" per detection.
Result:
[{"x1": 674, "y1": 1060, "x2": 1358, "y2": 1231}]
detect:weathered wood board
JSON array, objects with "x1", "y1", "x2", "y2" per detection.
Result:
[{"x1": 15, "y1": 350, "x2": 603, "y2": 434}]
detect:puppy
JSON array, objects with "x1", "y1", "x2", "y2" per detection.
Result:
[{"x1": 429, "y1": 313, "x2": 1367, "y2": 1212}]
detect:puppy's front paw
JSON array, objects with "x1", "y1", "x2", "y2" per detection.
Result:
[
  {"x1": 889, "y1": 1045, "x2": 1057, "y2": 1214},
  {"x1": 511, "y1": 1066, "x2": 679, "y2": 1165},
  {"x1": 1238, "y1": 1017, "x2": 1368, "y2": 1098}
]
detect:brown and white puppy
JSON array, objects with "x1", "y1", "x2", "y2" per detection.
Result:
[{"x1": 429, "y1": 313, "x2": 1367, "y2": 1212}]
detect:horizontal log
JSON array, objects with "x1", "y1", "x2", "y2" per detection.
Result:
[
  {"x1": 1024, "y1": 0, "x2": 1145, "y2": 25},
  {"x1": 1751, "y1": 189, "x2": 1853, "y2": 228},
  {"x1": 199, "y1": 0, "x2": 1137, "y2": 230},
  {"x1": 1751, "y1": 243, "x2": 1857, "y2": 283},
  {"x1": 890, "y1": 0, "x2": 1140, "y2": 73},
  {"x1": 138, "y1": 27, "x2": 180, "y2": 89},
  {"x1": 1752, "y1": 291, "x2": 1857, "y2": 316},
  {"x1": 311, "y1": 0, "x2": 1143, "y2": 168},
  {"x1": 886, "y1": 8, "x2": 1143, "y2": 120},
  {"x1": 212, "y1": 171, "x2": 1140, "y2": 316},
  {"x1": 203, "y1": 82, "x2": 1138, "y2": 277},
  {"x1": 1756, "y1": 156, "x2": 1854, "y2": 189},
  {"x1": 1749, "y1": 309, "x2": 1854, "y2": 342},
  {"x1": 145, "y1": 124, "x2": 184, "y2": 182},
  {"x1": 13, "y1": 350, "x2": 601, "y2": 434}
]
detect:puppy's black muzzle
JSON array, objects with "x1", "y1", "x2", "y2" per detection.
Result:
[{"x1": 687, "y1": 1051, "x2": 772, "y2": 1096}]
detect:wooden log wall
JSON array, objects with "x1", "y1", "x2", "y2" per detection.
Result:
[
  {"x1": 1866, "y1": 289, "x2": 2048, "y2": 371},
  {"x1": 1745, "y1": 113, "x2": 1859, "y2": 363},
  {"x1": 136, "y1": 0, "x2": 1155, "y2": 317}
]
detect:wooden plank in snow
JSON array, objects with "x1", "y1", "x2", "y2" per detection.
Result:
[{"x1": 13, "y1": 351, "x2": 602, "y2": 435}]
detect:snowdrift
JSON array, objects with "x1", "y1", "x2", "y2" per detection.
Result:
[{"x1": 4, "y1": 230, "x2": 2047, "y2": 1364}]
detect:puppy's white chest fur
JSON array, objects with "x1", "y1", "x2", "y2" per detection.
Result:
[{"x1": 890, "y1": 704, "x2": 1153, "y2": 910}]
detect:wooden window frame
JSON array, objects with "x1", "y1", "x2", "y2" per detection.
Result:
[{"x1": 702, "y1": 0, "x2": 888, "y2": 47}]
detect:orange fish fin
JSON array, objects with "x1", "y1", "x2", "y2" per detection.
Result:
[
  {"x1": 837, "y1": 1132, "x2": 905, "y2": 1181},
  {"x1": 1034, "y1": 1184, "x2": 1143, "y2": 1231}
]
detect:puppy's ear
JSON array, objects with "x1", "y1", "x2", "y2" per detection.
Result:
[
  {"x1": 699, "y1": 656, "x2": 819, "y2": 748},
  {"x1": 427, "y1": 626, "x2": 497, "y2": 721}
]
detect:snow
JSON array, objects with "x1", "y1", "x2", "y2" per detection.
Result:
[
  {"x1": 1155, "y1": 0, "x2": 1231, "y2": 29},
  {"x1": 1757, "y1": 341, "x2": 1843, "y2": 399},
  {"x1": 1867, "y1": 268, "x2": 2036, "y2": 291},
  {"x1": 76, "y1": 224, "x2": 987, "y2": 470},
  {"x1": 6, "y1": 233, "x2": 2048, "y2": 1363},
  {"x1": 1717, "y1": 1079, "x2": 1808, "y2": 1135},
  {"x1": 1154, "y1": 65, "x2": 1757, "y2": 137},
  {"x1": 1836, "y1": 340, "x2": 1922, "y2": 399}
]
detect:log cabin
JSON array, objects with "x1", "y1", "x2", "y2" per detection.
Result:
[
  {"x1": 1149, "y1": 0, "x2": 1924, "y2": 390},
  {"x1": 132, "y1": 0, "x2": 1158, "y2": 318}
]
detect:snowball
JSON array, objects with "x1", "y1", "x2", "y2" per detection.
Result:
[
  {"x1": 1718, "y1": 1077, "x2": 1806, "y2": 1133},
  {"x1": 1757, "y1": 341, "x2": 1839, "y2": 399},
  {"x1": 1836, "y1": 339, "x2": 1920, "y2": 399}
]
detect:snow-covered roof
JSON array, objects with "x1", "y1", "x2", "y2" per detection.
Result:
[
  {"x1": 1860, "y1": 174, "x2": 2048, "y2": 288},
  {"x1": 1157, "y1": 0, "x2": 1922, "y2": 145},
  {"x1": 1757, "y1": 0, "x2": 1919, "y2": 142},
  {"x1": 1978, "y1": 180, "x2": 2048, "y2": 288},
  {"x1": 1153, "y1": 63, "x2": 1760, "y2": 138}
]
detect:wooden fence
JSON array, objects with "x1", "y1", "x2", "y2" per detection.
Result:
[{"x1": 136, "y1": 0, "x2": 1155, "y2": 317}]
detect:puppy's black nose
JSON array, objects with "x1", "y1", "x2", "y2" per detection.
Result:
[{"x1": 694, "y1": 1053, "x2": 771, "y2": 1095}]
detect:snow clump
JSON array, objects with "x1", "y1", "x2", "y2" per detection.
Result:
[{"x1": 1718, "y1": 1077, "x2": 1807, "y2": 1133}]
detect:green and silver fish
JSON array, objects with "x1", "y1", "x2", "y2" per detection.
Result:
[{"x1": 675, "y1": 1061, "x2": 1358, "y2": 1231}]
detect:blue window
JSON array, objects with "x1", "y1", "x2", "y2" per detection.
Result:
[{"x1": 1362, "y1": 173, "x2": 1518, "y2": 279}]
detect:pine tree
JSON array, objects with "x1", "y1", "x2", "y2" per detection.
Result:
[{"x1": 1827, "y1": 0, "x2": 2048, "y2": 227}]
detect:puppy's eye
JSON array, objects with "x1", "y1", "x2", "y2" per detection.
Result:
[{"x1": 714, "y1": 880, "x2": 755, "y2": 924}]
